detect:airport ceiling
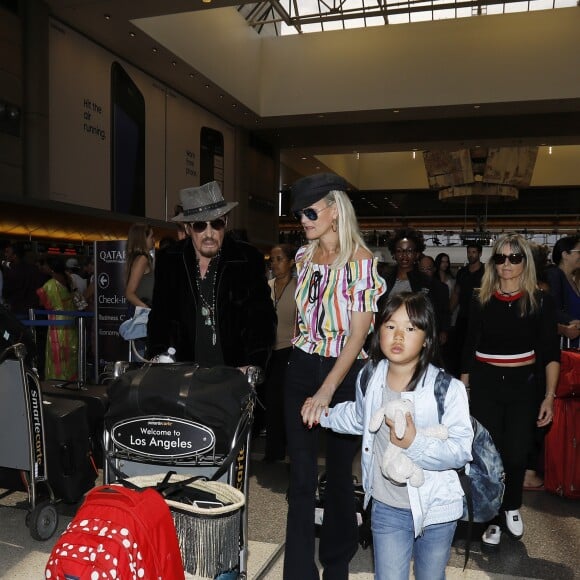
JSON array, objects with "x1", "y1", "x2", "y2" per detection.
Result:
[
  {"x1": 13, "y1": 1, "x2": 579, "y2": 242},
  {"x1": 44, "y1": 1, "x2": 580, "y2": 151}
]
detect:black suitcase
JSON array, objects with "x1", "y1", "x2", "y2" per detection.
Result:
[
  {"x1": 42, "y1": 395, "x2": 97, "y2": 503},
  {"x1": 41, "y1": 381, "x2": 109, "y2": 466}
]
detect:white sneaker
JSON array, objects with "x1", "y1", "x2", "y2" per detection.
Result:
[
  {"x1": 482, "y1": 524, "x2": 502, "y2": 551},
  {"x1": 504, "y1": 509, "x2": 524, "y2": 539}
]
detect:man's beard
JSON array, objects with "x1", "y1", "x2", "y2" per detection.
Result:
[
  {"x1": 197, "y1": 237, "x2": 221, "y2": 259},
  {"x1": 199, "y1": 248, "x2": 219, "y2": 259}
]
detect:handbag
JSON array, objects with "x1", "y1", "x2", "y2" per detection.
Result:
[
  {"x1": 72, "y1": 289, "x2": 88, "y2": 311},
  {"x1": 118, "y1": 306, "x2": 150, "y2": 340}
]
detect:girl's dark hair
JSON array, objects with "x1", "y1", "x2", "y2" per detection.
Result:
[
  {"x1": 435, "y1": 252, "x2": 454, "y2": 279},
  {"x1": 552, "y1": 235, "x2": 580, "y2": 266},
  {"x1": 368, "y1": 292, "x2": 439, "y2": 391}
]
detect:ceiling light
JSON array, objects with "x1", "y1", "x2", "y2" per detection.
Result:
[
  {"x1": 549, "y1": 146, "x2": 553, "y2": 155},
  {"x1": 129, "y1": 32, "x2": 136, "y2": 38},
  {"x1": 301, "y1": 156, "x2": 307, "y2": 160},
  {"x1": 473, "y1": 105, "x2": 481, "y2": 109},
  {"x1": 232, "y1": 103, "x2": 237, "y2": 108},
  {"x1": 152, "y1": 47, "x2": 158, "y2": 53},
  {"x1": 393, "y1": 110, "x2": 400, "y2": 114},
  {"x1": 104, "y1": 14, "x2": 111, "y2": 20},
  {"x1": 189, "y1": 73, "x2": 195, "y2": 78},
  {"x1": 171, "y1": 60, "x2": 177, "y2": 67},
  {"x1": 202, "y1": 0, "x2": 212, "y2": 3},
  {"x1": 218, "y1": 94, "x2": 224, "y2": 99},
  {"x1": 205, "y1": 84, "x2": 210, "y2": 88}
]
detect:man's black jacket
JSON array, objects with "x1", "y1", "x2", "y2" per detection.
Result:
[{"x1": 147, "y1": 234, "x2": 276, "y2": 370}]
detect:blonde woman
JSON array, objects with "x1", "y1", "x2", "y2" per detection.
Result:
[
  {"x1": 283, "y1": 173, "x2": 386, "y2": 580},
  {"x1": 460, "y1": 233, "x2": 560, "y2": 550}
]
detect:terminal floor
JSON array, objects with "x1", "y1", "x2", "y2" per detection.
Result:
[{"x1": 0, "y1": 434, "x2": 578, "y2": 579}]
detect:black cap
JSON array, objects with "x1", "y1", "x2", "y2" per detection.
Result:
[{"x1": 290, "y1": 173, "x2": 348, "y2": 212}]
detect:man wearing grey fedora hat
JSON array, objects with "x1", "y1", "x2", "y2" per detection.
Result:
[{"x1": 147, "y1": 181, "x2": 276, "y2": 370}]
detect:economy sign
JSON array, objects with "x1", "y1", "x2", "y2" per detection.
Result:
[{"x1": 94, "y1": 240, "x2": 128, "y2": 370}]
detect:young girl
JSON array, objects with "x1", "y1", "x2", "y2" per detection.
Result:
[{"x1": 303, "y1": 292, "x2": 473, "y2": 580}]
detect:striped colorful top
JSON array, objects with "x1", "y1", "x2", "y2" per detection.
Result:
[{"x1": 293, "y1": 246, "x2": 387, "y2": 358}]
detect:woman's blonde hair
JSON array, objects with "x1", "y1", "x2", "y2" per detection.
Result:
[
  {"x1": 299, "y1": 190, "x2": 369, "y2": 269},
  {"x1": 479, "y1": 233, "x2": 538, "y2": 315},
  {"x1": 125, "y1": 223, "x2": 153, "y2": 285}
]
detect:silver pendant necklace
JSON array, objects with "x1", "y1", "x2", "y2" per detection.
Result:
[{"x1": 196, "y1": 255, "x2": 219, "y2": 345}]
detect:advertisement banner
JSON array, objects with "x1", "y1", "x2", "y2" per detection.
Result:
[
  {"x1": 49, "y1": 20, "x2": 235, "y2": 221},
  {"x1": 94, "y1": 240, "x2": 128, "y2": 369}
]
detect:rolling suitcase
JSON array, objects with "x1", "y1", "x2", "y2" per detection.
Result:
[
  {"x1": 41, "y1": 381, "x2": 109, "y2": 466},
  {"x1": 42, "y1": 395, "x2": 98, "y2": 503},
  {"x1": 544, "y1": 350, "x2": 580, "y2": 499}
]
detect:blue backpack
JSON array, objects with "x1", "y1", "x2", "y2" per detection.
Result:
[
  {"x1": 433, "y1": 370, "x2": 505, "y2": 524},
  {"x1": 434, "y1": 370, "x2": 505, "y2": 568}
]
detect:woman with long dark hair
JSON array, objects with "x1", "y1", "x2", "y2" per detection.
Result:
[
  {"x1": 434, "y1": 252, "x2": 456, "y2": 298},
  {"x1": 546, "y1": 234, "x2": 580, "y2": 347},
  {"x1": 36, "y1": 256, "x2": 78, "y2": 380}
]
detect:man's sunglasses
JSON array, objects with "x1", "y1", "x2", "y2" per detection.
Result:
[
  {"x1": 293, "y1": 205, "x2": 330, "y2": 222},
  {"x1": 189, "y1": 218, "x2": 226, "y2": 233},
  {"x1": 492, "y1": 253, "x2": 525, "y2": 265}
]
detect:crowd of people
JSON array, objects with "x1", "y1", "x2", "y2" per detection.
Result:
[
  {"x1": 1, "y1": 246, "x2": 94, "y2": 380},
  {"x1": 2, "y1": 173, "x2": 577, "y2": 579}
]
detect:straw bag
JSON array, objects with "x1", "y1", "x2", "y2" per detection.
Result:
[{"x1": 125, "y1": 473, "x2": 245, "y2": 579}]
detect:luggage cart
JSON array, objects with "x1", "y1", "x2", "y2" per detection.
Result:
[
  {"x1": 103, "y1": 363, "x2": 262, "y2": 579},
  {"x1": 0, "y1": 343, "x2": 59, "y2": 540}
]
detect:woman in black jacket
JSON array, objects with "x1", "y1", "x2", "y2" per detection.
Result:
[{"x1": 379, "y1": 228, "x2": 450, "y2": 348}]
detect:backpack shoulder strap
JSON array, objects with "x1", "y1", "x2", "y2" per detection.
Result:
[
  {"x1": 434, "y1": 368, "x2": 472, "y2": 570},
  {"x1": 434, "y1": 369, "x2": 453, "y2": 422},
  {"x1": 359, "y1": 361, "x2": 375, "y2": 396}
]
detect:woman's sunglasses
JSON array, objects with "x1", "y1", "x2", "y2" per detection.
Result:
[
  {"x1": 293, "y1": 205, "x2": 330, "y2": 221},
  {"x1": 189, "y1": 218, "x2": 226, "y2": 233},
  {"x1": 492, "y1": 252, "x2": 525, "y2": 265}
]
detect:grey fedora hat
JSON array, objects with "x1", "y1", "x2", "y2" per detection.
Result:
[{"x1": 172, "y1": 181, "x2": 238, "y2": 222}]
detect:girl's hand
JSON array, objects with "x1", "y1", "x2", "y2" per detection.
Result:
[
  {"x1": 537, "y1": 397, "x2": 554, "y2": 428},
  {"x1": 301, "y1": 386, "x2": 333, "y2": 428},
  {"x1": 385, "y1": 413, "x2": 416, "y2": 449}
]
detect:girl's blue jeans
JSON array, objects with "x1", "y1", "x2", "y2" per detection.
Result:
[{"x1": 371, "y1": 500, "x2": 456, "y2": 580}]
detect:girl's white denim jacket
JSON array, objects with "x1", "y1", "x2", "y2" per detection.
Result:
[{"x1": 320, "y1": 360, "x2": 473, "y2": 537}]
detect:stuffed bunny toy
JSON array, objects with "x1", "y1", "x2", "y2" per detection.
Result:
[{"x1": 369, "y1": 399, "x2": 448, "y2": 487}]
